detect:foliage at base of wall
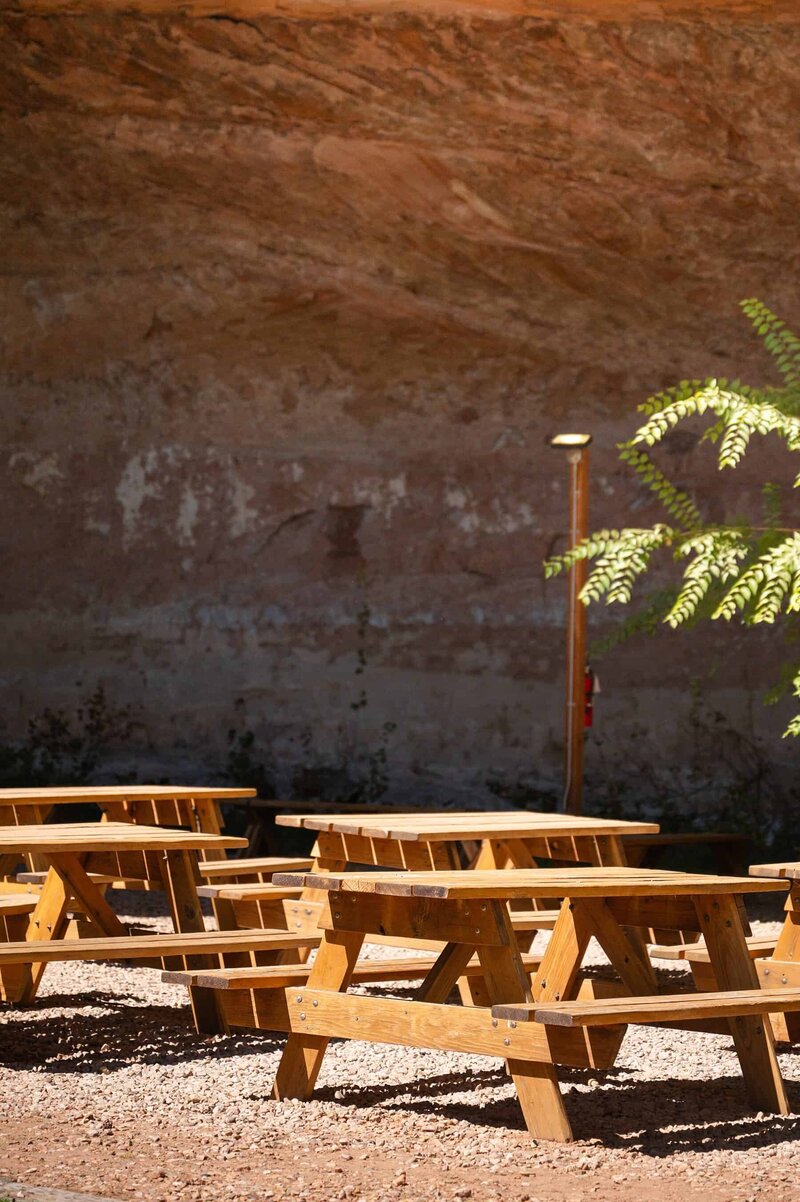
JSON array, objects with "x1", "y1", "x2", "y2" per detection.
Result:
[
  {"x1": 487, "y1": 686, "x2": 800, "y2": 851},
  {"x1": 223, "y1": 716, "x2": 397, "y2": 806},
  {"x1": 585, "y1": 685, "x2": 800, "y2": 847},
  {"x1": 2, "y1": 683, "x2": 796, "y2": 852},
  {"x1": 0, "y1": 685, "x2": 137, "y2": 788}
]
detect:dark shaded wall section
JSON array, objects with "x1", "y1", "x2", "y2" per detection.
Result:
[{"x1": 1, "y1": 6, "x2": 799, "y2": 808}]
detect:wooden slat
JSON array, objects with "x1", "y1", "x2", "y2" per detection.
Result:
[
  {"x1": 0, "y1": 929, "x2": 318, "y2": 964},
  {"x1": 0, "y1": 786, "x2": 256, "y2": 805},
  {"x1": 17, "y1": 871, "x2": 148, "y2": 887},
  {"x1": 750, "y1": 862, "x2": 800, "y2": 881},
  {"x1": 197, "y1": 884, "x2": 303, "y2": 901},
  {"x1": 274, "y1": 867, "x2": 788, "y2": 901},
  {"x1": 493, "y1": 988, "x2": 800, "y2": 1028},
  {"x1": 0, "y1": 823, "x2": 247, "y2": 855}
]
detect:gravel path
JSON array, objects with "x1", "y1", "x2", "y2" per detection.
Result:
[{"x1": 1, "y1": 892, "x2": 799, "y2": 1202}]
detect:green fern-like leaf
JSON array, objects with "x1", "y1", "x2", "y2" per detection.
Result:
[{"x1": 543, "y1": 298, "x2": 800, "y2": 735}]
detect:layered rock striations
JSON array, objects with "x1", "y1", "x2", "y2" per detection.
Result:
[{"x1": 1, "y1": 3, "x2": 799, "y2": 801}]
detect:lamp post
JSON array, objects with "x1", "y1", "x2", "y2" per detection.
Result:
[{"x1": 548, "y1": 432, "x2": 592, "y2": 815}]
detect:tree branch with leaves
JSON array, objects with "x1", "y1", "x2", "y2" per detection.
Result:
[{"x1": 545, "y1": 299, "x2": 800, "y2": 735}]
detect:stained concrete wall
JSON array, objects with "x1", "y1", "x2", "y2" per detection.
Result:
[{"x1": 1, "y1": 2, "x2": 798, "y2": 812}]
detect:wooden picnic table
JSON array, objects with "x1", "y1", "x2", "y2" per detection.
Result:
[
  {"x1": 0, "y1": 784, "x2": 257, "y2": 886},
  {"x1": 276, "y1": 810, "x2": 660, "y2": 872},
  {"x1": 0, "y1": 784, "x2": 255, "y2": 834},
  {"x1": 264, "y1": 865, "x2": 796, "y2": 1140},
  {"x1": 0, "y1": 821, "x2": 253, "y2": 1030},
  {"x1": 208, "y1": 810, "x2": 663, "y2": 965}
]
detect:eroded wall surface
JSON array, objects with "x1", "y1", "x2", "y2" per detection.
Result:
[{"x1": 1, "y1": 3, "x2": 798, "y2": 805}]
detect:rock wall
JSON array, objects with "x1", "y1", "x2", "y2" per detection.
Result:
[{"x1": 1, "y1": 2, "x2": 799, "y2": 810}]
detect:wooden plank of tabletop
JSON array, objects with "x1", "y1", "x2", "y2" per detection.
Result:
[
  {"x1": 750, "y1": 862, "x2": 800, "y2": 880},
  {"x1": 274, "y1": 867, "x2": 790, "y2": 900},
  {"x1": 275, "y1": 811, "x2": 476, "y2": 831},
  {"x1": 0, "y1": 785, "x2": 256, "y2": 805},
  {"x1": 0, "y1": 822, "x2": 248, "y2": 855},
  {"x1": 274, "y1": 811, "x2": 660, "y2": 840}
]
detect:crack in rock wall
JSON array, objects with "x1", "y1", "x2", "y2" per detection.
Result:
[{"x1": 1, "y1": 7, "x2": 799, "y2": 805}]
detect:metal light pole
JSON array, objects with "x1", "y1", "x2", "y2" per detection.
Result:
[{"x1": 549, "y1": 433, "x2": 592, "y2": 815}]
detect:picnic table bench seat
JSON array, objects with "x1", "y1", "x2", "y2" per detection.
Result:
[
  {"x1": 0, "y1": 896, "x2": 38, "y2": 917},
  {"x1": 650, "y1": 935, "x2": 777, "y2": 961},
  {"x1": 492, "y1": 988, "x2": 800, "y2": 1028},
  {"x1": 16, "y1": 855, "x2": 315, "y2": 893},
  {"x1": 0, "y1": 928, "x2": 318, "y2": 968},
  {"x1": 198, "y1": 883, "x2": 304, "y2": 902},
  {"x1": 198, "y1": 856, "x2": 314, "y2": 882},
  {"x1": 163, "y1": 950, "x2": 544, "y2": 991}
]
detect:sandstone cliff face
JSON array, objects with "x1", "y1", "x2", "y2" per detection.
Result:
[{"x1": 1, "y1": 5, "x2": 798, "y2": 806}]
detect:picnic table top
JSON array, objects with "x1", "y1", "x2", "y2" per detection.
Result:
[
  {"x1": 0, "y1": 785, "x2": 256, "y2": 805},
  {"x1": 750, "y1": 861, "x2": 800, "y2": 881},
  {"x1": 275, "y1": 866, "x2": 789, "y2": 900},
  {"x1": 0, "y1": 822, "x2": 247, "y2": 855},
  {"x1": 274, "y1": 809, "x2": 660, "y2": 841}
]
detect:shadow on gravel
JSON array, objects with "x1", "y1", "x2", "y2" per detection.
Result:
[
  {"x1": 4, "y1": 990, "x2": 147, "y2": 1011},
  {"x1": 0, "y1": 1005, "x2": 283, "y2": 1072},
  {"x1": 317, "y1": 1061, "x2": 624, "y2": 1133},
  {"x1": 317, "y1": 1063, "x2": 800, "y2": 1150},
  {"x1": 565, "y1": 1073, "x2": 800, "y2": 1155}
]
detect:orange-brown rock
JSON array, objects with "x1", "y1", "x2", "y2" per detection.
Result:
[{"x1": 1, "y1": 3, "x2": 798, "y2": 806}]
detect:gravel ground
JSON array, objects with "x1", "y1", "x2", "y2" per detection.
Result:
[{"x1": 1, "y1": 891, "x2": 799, "y2": 1202}]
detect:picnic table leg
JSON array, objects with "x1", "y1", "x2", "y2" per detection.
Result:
[
  {"x1": 49, "y1": 853, "x2": 127, "y2": 937},
  {"x1": 531, "y1": 897, "x2": 593, "y2": 1003},
  {"x1": 593, "y1": 835, "x2": 627, "y2": 868},
  {"x1": 462, "y1": 838, "x2": 538, "y2": 1001},
  {"x1": 694, "y1": 893, "x2": 789, "y2": 1115},
  {"x1": 770, "y1": 884, "x2": 800, "y2": 1042},
  {"x1": 0, "y1": 804, "x2": 20, "y2": 881},
  {"x1": 273, "y1": 927, "x2": 365, "y2": 1101},
  {"x1": 416, "y1": 941, "x2": 477, "y2": 1003},
  {"x1": 13, "y1": 865, "x2": 73, "y2": 1004},
  {"x1": 580, "y1": 899, "x2": 658, "y2": 994},
  {"x1": 471, "y1": 840, "x2": 512, "y2": 871},
  {"x1": 434, "y1": 844, "x2": 491, "y2": 1006},
  {"x1": 162, "y1": 849, "x2": 227, "y2": 1037},
  {"x1": 479, "y1": 900, "x2": 573, "y2": 1141}
]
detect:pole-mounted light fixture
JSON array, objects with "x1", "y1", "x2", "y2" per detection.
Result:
[
  {"x1": 548, "y1": 433, "x2": 592, "y2": 450},
  {"x1": 548, "y1": 432, "x2": 592, "y2": 815}
]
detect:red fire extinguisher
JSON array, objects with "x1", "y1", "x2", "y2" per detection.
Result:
[{"x1": 584, "y1": 665, "x2": 599, "y2": 728}]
